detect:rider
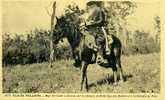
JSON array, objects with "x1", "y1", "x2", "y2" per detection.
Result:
[{"x1": 82, "y1": 1, "x2": 112, "y2": 63}]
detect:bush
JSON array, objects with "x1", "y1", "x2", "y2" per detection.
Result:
[
  {"x1": 2, "y1": 29, "x2": 72, "y2": 65},
  {"x1": 2, "y1": 29, "x2": 160, "y2": 65},
  {"x1": 122, "y1": 30, "x2": 160, "y2": 55}
]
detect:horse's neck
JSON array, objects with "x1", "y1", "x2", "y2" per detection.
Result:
[
  {"x1": 64, "y1": 19, "x2": 82, "y2": 50},
  {"x1": 66, "y1": 31, "x2": 82, "y2": 50}
]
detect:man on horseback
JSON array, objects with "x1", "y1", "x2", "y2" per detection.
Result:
[
  {"x1": 81, "y1": 1, "x2": 112, "y2": 63},
  {"x1": 54, "y1": 2, "x2": 124, "y2": 90}
]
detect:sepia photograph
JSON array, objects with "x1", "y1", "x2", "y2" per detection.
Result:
[{"x1": 2, "y1": 0, "x2": 160, "y2": 94}]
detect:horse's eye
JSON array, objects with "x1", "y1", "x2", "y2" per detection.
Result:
[{"x1": 89, "y1": 43, "x2": 92, "y2": 46}]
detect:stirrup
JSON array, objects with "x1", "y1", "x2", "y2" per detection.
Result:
[
  {"x1": 105, "y1": 50, "x2": 111, "y2": 55},
  {"x1": 105, "y1": 47, "x2": 111, "y2": 55}
]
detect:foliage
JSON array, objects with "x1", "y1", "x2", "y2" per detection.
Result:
[
  {"x1": 105, "y1": 1, "x2": 136, "y2": 35},
  {"x1": 2, "y1": 29, "x2": 160, "y2": 65},
  {"x1": 122, "y1": 30, "x2": 160, "y2": 55},
  {"x1": 154, "y1": 16, "x2": 161, "y2": 45},
  {"x1": 2, "y1": 2, "x2": 160, "y2": 65},
  {"x1": 2, "y1": 29, "x2": 72, "y2": 65}
]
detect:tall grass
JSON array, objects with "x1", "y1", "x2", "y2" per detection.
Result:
[{"x1": 3, "y1": 53, "x2": 160, "y2": 93}]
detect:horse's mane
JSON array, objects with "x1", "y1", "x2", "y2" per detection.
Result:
[
  {"x1": 56, "y1": 15, "x2": 82, "y2": 47},
  {"x1": 57, "y1": 15, "x2": 96, "y2": 50}
]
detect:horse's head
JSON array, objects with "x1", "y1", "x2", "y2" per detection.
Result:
[
  {"x1": 53, "y1": 15, "x2": 82, "y2": 47},
  {"x1": 53, "y1": 16, "x2": 68, "y2": 44}
]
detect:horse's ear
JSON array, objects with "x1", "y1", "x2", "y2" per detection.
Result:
[
  {"x1": 56, "y1": 16, "x2": 59, "y2": 21},
  {"x1": 55, "y1": 16, "x2": 59, "y2": 25}
]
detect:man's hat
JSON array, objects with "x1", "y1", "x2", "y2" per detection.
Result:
[{"x1": 86, "y1": 1, "x2": 102, "y2": 7}]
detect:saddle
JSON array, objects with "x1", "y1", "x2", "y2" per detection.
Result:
[
  {"x1": 83, "y1": 33, "x2": 98, "y2": 52},
  {"x1": 82, "y1": 30, "x2": 113, "y2": 55}
]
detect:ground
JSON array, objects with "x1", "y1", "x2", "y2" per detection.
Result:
[{"x1": 3, "y1": 53, "x2": 160, "y2": 93}]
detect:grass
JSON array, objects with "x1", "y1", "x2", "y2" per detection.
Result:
[{"x1": 3, "y1": 53, "x2": 160, "y2": 93}]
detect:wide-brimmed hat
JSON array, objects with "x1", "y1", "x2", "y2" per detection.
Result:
[{"x1": 86, "y1": 1, "x2": 102, "y2": 7}]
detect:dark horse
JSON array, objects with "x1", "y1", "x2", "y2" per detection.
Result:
[{"x1": 53, "y1": 16, "x2": 124, "y2": 91}]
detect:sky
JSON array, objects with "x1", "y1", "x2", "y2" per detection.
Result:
[{"x1": 2, "y1": 0, "x2": 160, "y2": 35}]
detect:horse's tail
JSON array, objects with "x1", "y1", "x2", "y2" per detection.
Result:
[{"x1": 119, "y1": 38, "x2": 123, "y2": 56}]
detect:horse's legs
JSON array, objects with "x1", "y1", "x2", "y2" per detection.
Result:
[
  {"x1": 112, "y1": 48, "x2": 120, "y2": 85},
  {"x1": 114, "y1": 47, "x2": 124, "y2": 83},
  {"x1": 80, "y1": 61, "x2": 85, "y2": 90},
  {"x1": 116, "y1": 58, "x2": 124, "y2": 83},
  {"x1": 80, "y1": 61, "x2": 88, "y2": 91},
  {"x1": 112, "y1": 67, "x2": 117, "y2": 85},
  {"x1": 85, "y1": 73, "x2": 88, "y2": 91}
]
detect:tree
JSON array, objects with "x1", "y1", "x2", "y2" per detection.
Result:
[
  {"x1": 154, "y1": 16, "x2": 161, "y2": 45},
  {"x1": 105, "y1": 1, "x2": 136, "y2": 47}
]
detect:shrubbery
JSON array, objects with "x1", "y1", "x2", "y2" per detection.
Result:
[
  {"x1": 2, "y1": 29, "x2": 72, "y2": 65},
  {"x1": 122, "y1": 30, "x2": 160, "y2": 55},
  {"x1": 2, "y1": 29, "x2": 160, "y2": 65},
  {"x1": 2, "y1": 2, "x2": 160, "y2": 65}
]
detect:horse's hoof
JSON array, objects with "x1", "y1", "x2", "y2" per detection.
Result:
[
  {"x1": 86, "y1": 89, "x2": 88, "y2": 92},
  {"x1": 113, "y1": 82, "x2": 118, "y2": 86},
  {"x1": 118, "y1": 81, "x2": 124, "y2": 85},
  {"x1": 80, "y1": 86, "x2": 83, "y2": 91},
  {"x1": 49, "y1": 65, "x2": 53, "y2": 68},
  {"x1": 119, "y1": 80, "x2": 124, "y2": 84}
]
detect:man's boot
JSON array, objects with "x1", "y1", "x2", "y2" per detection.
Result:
[
  {"x1": 96, "y1": 50, "x2": 104, "y2": 65},
  {"x1": 106, "y1": 35, "x2": 113, "y2": 55}
]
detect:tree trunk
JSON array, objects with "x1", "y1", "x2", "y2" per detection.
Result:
[{"x1": 49, "y1": 2, "x2": 56, "y2": 68}]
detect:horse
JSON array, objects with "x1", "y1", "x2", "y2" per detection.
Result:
[{"x1": 53, "y1": 16, "x2": 124, "y2": 91}]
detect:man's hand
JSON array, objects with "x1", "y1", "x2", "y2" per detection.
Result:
[
  {"x1": 80, "y1": 23, "x2": 85, "y2": 27},
  {"x1": 79, "y1": 23, "x2": 87, "y2": 32},
  {"x1": 86, "y1": 20, "x2": 94, "y2": 26}
]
